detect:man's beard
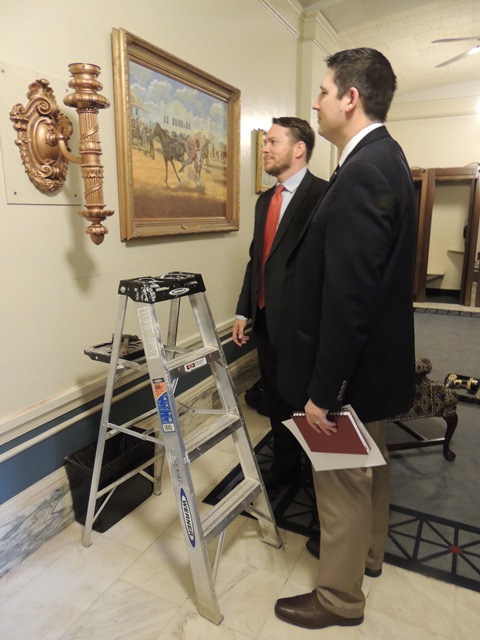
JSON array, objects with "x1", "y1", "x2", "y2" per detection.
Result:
[
  {"x1": 265, "y1": 150, "x2": 293, "y2": 177},
  {"x1": 265, "y1": 162, "x2": 292, "y2": 178}
]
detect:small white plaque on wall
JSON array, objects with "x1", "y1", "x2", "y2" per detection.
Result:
[{"x1": 0, "y1": 59, "x2": 82, "y2": 205}]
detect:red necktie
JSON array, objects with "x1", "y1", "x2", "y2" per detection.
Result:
[{"x1": 258, "y1": 184, "x2": 284, "y2": 309}]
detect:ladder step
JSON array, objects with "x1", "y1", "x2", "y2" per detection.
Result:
[
  {"x1": 166, "y1": 345, "x2": 220, "y2": 378},
  {"x1": 201, "y1": 477, "x2": 263, "y2": 545},
  {"x1": 184, "y1": 413, "x2": 241, "y2": 462}
]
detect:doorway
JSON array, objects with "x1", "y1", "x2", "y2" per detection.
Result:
[{"x1": 412, "y1": 165, "x2": 480, "y2": 307}]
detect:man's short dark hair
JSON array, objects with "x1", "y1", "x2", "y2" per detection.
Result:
[
  {"x1": 326, "y1": 48, "x2": 397, "y2": 122},
  {"x1": 272, "y1": 116, "x2": 315, "y2": 162}
]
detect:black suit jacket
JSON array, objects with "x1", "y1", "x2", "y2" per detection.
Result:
[
  {"x1": 236, "y1": 170, "x2": 328, "y2": 349},
  {"x1": 277, "y1": 127, "x2": 417, "y2": 422}
]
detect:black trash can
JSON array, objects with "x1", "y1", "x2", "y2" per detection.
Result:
[{"x1": 65, "y1": 431, "x2": 155, "y2": 532}]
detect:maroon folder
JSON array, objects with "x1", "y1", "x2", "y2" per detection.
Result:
[{"x1": 291, "y1": 411, "x2": 369, "y2": 455}]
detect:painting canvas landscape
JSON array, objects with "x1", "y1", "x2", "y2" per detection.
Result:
[{"x1": 112, "y1": 29, "x2": 240, "y2": 239}]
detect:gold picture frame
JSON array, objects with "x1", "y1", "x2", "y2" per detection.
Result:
[
  {"x1": 112, "y1": 28, "x2": 240, "y2": 240},
  {"x1": 254, "y1": 128, "x2": 276, "y2": 193}
]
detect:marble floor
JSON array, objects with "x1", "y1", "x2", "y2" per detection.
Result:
[{"x1": 0, "y1": 400, "x2": 479, "y2": 640}]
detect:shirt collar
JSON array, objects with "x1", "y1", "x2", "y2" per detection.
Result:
[
  {"x1": 278, "y1": 166, "x2": 308, "y2": 193},
  {"x1": 338, "y1": 122, "x2": 384, "y2": 167}
]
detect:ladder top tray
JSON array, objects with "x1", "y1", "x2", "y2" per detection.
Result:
[{"x1": 118, "y1": 271, "x2": 205, "y2": 303}]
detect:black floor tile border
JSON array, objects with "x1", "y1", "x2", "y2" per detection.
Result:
[{"x1": 385, "y1": 504, "x2": 480, "y2": 592}]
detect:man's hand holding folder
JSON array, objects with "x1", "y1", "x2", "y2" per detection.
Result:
[
  {"x1": 291, "y1": 410, "x2": 370, "y2": 455},
  {"x1": 283, "y1": 405, "x2": 385, "y2": 471}
]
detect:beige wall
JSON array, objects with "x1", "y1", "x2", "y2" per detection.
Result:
[{"x1": 388, "y1": 112, "x2": 480, "y2": 168}]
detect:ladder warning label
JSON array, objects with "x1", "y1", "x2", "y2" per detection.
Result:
[
  {"x1": 137, "y1": 308, "x2": 160, "y2": 359},
  {"x1": 152, "y1": 379, "x2": 175, "y2": 432}
]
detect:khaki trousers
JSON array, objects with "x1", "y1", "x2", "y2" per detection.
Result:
[{"x1": 313, "y1": 420, "x2": 390, "y2": 618}]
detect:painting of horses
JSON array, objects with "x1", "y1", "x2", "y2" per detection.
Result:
[{"x1": 112, "y1": 28, "x2": 240, "y2": 240}]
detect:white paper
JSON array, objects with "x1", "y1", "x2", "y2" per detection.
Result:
[{"x1": 283, "y1": 404, "x2": 386, "y2": 471}]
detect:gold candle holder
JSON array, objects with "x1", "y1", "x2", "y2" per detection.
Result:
[{"x1": 10, "y1": 63, "x2": 113, "y2": 244}]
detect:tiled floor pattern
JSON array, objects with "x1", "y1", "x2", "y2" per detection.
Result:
[{"x1": 1, "y1": 400, "x2": 479, "y2": 639}]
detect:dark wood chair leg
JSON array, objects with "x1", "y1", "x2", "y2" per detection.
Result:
[
  {"x1": 386, "y1": 414, "x2": 458, "y2": 462},
  {"x1": 442, "y1": 412, "x2": 458, "y2": 461}
]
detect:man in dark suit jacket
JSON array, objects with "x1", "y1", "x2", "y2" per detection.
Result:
[
  {"x1": 274, "y1": 49, "x2": 416, "y2": 630},
  {"x1": 233, "y1": 117, "x2": 327, "y2": 495}
]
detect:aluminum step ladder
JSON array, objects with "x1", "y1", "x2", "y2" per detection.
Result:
[{"x1": 82, "y1": 271, "x2": 282, "y2": 624}]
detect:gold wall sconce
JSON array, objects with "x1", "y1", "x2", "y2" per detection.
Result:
[{"x1": 10, "y1": 63, "x2": 113, "y2": 244}]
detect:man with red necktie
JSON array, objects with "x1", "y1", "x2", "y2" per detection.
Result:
[{"x1": 233, "y1": 117, "x2": 327, "y2": 498}]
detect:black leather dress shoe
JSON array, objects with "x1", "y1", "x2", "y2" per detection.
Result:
[
  {"x1": 275, "y1": 590, "x2": 364, "y2": 629},
  {"x1": 305, "y1": 536, "x2": 382, "y2": 578}
]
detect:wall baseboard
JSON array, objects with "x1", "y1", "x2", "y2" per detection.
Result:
[{"x1": 0, "y1": 466, "x2": 74, "y2": 579}]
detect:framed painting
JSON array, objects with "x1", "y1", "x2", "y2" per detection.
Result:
[
  {"x1": 112, "y1": 28, "x2": 240, "y2": 240},
  {"x1": 254, "y1": 129, "x2": 276, "y2": 193}
]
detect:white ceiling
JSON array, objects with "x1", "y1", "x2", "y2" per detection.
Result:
[{"x1": 297, "y1": 0, "x2": 480, "y2": 97}]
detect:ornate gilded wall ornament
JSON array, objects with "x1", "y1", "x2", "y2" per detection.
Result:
[
  {"x1": 10, "y1": 64, "x2": 113, "y2": 245},
  {"x1": 10, "y1": 79, "x2": 73, "y2": 193}
]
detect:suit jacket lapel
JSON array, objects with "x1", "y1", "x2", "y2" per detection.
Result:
[
  {"x1": 269, "y1": 172, "x2": 314, "y2": 254},
  {"x1": 327, "y1": 165, "x2": 340, "y2": 186}
]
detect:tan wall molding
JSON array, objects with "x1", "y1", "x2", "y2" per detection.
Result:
[{"x1": 389, "y1": 96, "x2": 480, "y2": 121}]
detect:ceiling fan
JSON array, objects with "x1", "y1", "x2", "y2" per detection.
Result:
[{"x1": 432, "y1": 37, "x2": 480, "y2": 68}]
